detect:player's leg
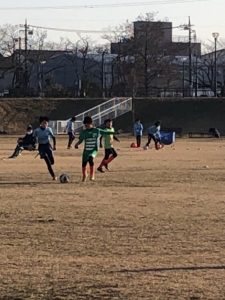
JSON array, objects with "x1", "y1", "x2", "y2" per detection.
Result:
[
  {"x1": 97, "y1": 149, "x2": 110, "y2": 172},
  {"x1": 23, "y1": 143, "x2": 36, "y2": 151},
  {"x1": 9, "y1": 144, "x2": 22, "y2": 158},
  {"x1": 152, "y1": 135, "x2": 162, "y2": 150},
  {"x1": 45, "y1": 146, "x2": 55, "y2": 165},
  {"x1": 43, "y1": 155, "x2": 56, "y2": 179},
  {"x1": 82, "y1": 153, "x2": 88, "y2": 182},
  {"x1": 39, "y1": 145, "x2": 56, "y2": 180},
  {"x1": 104, "y1": 148, "x2": 117, "y2": 167},
  {"x1": 67, "y1": 132, "x2": 75, "y2": 149},
  {"x1": 136, "y1": 135, "x2": 141, "y2": 147},
  {"x1": 88, "y1": 156, "x2": 95, "y2": 181},
  {"x1": 146, "y1": 134, "x2": 152, "y2": 147}
]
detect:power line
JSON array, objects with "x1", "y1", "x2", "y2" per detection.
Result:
[
  {"x1": 24, "y1": 23, "x2": 193, "y2": 35},
  {"x1": 0, "y1": 0, "x2": 208, "y2": 10},
  {"x1": 23, "y1": 24, "x2": 116, "y2": 34},
  {"x1": 21, "y1": 20, "x2": 195, "y2": 35}
]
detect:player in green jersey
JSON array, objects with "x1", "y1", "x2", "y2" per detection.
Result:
[
  {"x1": 97, "y1": 119, "x2": 119, "y2": 173},
  {"x1": 75, "y1": 116, "x2": 116, "y2": 182}
]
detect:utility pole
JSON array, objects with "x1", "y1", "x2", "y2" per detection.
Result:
[
  {"x1": 182, "y1": 62, "x2": 185, "y2": 97},
  {"x1": 195, "y1": 55, "x2": 198, "y2": 97},
  {"x1": 182, "y1": 18, "x2": 195, "y2": 97},
  {"x1": 212, "y1": 32, "x2": 219, "y2": 97},
  {"x1": 102, "y1": 50, "x2": 106, "y2": 98},
  {"x1": 188, "y1": 16, "x2": 192, "y2": 97},
  {"x1": 24, "y1": 19, "x2": 28, "y2": 96}
]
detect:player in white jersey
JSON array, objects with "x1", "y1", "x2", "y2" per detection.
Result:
[
  {"x1": 66, "y1": 116, "x2": 76, "y2": 149},
  {"x1": 34, "y1": 116, "x2": 57, "y2": 180}
]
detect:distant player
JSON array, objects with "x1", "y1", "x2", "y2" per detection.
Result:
[
  {"x1": 97, "y1": 118, "x2": 120, "y2": 173},
  {"x1": 9, "y1": 125, "x2": 36, "y2": 159},
  {"x1": 146, "y1": 121, "x2": 162, "y2": 149},
  {"x1": 66, "y1": 116, "x2": 76, "y2": 149},
  {"x1": 75, "y1": 116, "x2": 116, "y2": 182},
  {"x1": 34, "y1": 116, "x2": 57, "y2": 180},
  {"x1": 133, "y1": 118, "x2": 143, "y2": 147}
]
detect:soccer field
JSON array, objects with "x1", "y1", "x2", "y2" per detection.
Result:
[{"x1": 0, "y1": 136, "x2": 225, "y2": 299}]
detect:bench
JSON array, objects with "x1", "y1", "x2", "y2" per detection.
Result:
[
  {"x1": 188, "y1": 132, "x2": 212, "y2": 138},
  {"x1": 188, "y1": 128, "x2": 220, "y2": 138}
]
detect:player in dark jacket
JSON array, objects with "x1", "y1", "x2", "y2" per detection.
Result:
[{"x1": 9, "y1": 125, "x2": 36, "y2": 158}]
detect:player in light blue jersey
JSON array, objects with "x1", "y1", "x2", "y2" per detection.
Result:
[
  {"x1": 133, "y1": 118, "x2": 143, "y2": 147},
  {"x1": 145, "y1": 121, "x2": 163, "y2": 150},
  {"x1": 34, "y1": 116, "x2": 57, "y2": 180}
]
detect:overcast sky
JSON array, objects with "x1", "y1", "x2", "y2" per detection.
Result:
[{"x1": 0, "y1": 0, "x2": 224, "y2": 48}]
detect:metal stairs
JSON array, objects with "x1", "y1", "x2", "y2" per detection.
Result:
[{"x1": 49, "y1": 97, "x2": 132, "y2": 134}]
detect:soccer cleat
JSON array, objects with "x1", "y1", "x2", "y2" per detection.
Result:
[
  {"x1": 82, "y1": 175, "x2": 88, "y2": 182},
  {"x1": 104, "y1": 164, "x2": 109, "y2": 171},
  {"x1": 90, "y1": 176, "x2": 95, "y2": 181},
  {"x1": 52, "y1": 176, "x2": 58, "y2": 181},
  {"x1": 97, "y1": 167, "x2": 105, "y2": 173}
]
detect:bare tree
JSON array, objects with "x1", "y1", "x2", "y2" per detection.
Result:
[
  {"x1": 62, "y1": 37, "x2": 102, "y2": 97},
  {"x1": 102, "y1": 13, "x2": 181, "y2": 97},
  {"x1": 198, "y1": 40, "x2": 225, "y2": 96},
  {"x1": 0, "y1": 24, "x2": 20, "y2": 56},
  {"x1": 102, "y1": 20, "x2": 133, "y2": 44}
]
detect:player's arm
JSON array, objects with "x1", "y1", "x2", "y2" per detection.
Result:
[
  {"x1": 99, "y1": 135, "x2": 103, "y2": 148},
  {"x1": 113, "y1": 135, "x2": 120, "y2": 142},
  {"x1": 51, "y1": 134, "x2": 56, "y2": 150},
  {"x1": 134, "y1": 123, "x2": 138, "y2": 134},
  {"x1": 33, "y1": 129, "x2": 38, "y2": 147},
  {"x1": 64, "y1": 122, "x2": 68, "y2": 133},
  {"x1": 75, "y1": 139, "x2": 83, "y2": 149},
  {"x1": 98, "y1": 128, "x2": 116, "y2": 136},
  {"x1": 75, "y1": 133, "x2": 84, "y2": 148},
  {"x1": 52, "y1": 136, "x2": 56, "y2": 150},
  {"x1": 31, "y1": 133, "x2": 36, "y2": 146},
  {"x1": 49, "y1": 128, "x2": 56, "y2": 150}
]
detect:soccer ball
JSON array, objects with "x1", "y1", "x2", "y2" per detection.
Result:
[
  {"x1": 156, "y1": 143, "x2": 164, "y2": 150},
  {"x1": 130, "y1": 142, "x2": 137, "y2": 148},
  {"x1": 59, "y1": 173, "x2": 70, "y2": 183}
]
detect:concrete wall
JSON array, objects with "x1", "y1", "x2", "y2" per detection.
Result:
[
  {"x1": 0, "y1": 98, "x2": 105, "y2": 133},
  {"x1": 131, "y1": 98, "x2": 225, "y2": 135},
  {"x1": 1, "y1": 97, "x2": 225, "y2": 135}
]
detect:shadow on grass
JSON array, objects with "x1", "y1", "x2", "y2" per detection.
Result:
[
  {"x1": 0, "y1": 181, "x2": 57, "y2": 186},
  {"x1": 111, "y1": 264, "x2": 225, "y2": 274}
]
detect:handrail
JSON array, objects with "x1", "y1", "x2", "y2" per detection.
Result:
[
  {"x1": 90, "y1": 98, "x2": 132, "y2": 119},
  {"x1": 50, "y1": 97, "x2": 132, "y2": 134},
  {"x1": 75, "y1": 97, "x2": 125, "y2": 120}
]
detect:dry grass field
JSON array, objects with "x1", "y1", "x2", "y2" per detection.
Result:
[{"x1": 0, "y1": 136, "x2": 225, "y2": 300}]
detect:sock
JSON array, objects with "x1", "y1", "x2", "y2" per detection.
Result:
[
  {"x1": 90, "y1": 166, "x2": 94, "y2": 178},
  {"x1": 104, "y1": 156, "x2": 115, "y2": 165},
  {"x1": 82, "y1": 167, "x2": 87, "y2": 177},
  {"x1": 98, "y1": 159, "x2": 106, "y2": 168}
]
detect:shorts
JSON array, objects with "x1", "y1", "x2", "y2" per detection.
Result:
[
  {"x1": 82, "y1": 150, "x2": 98, "y2": 164},
  {"x1": 104, "y1": 148, "x2": 117, "y2": 159},
  {"x1": 38, "y1": 143, "x2": 54, "y2": 164}
]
